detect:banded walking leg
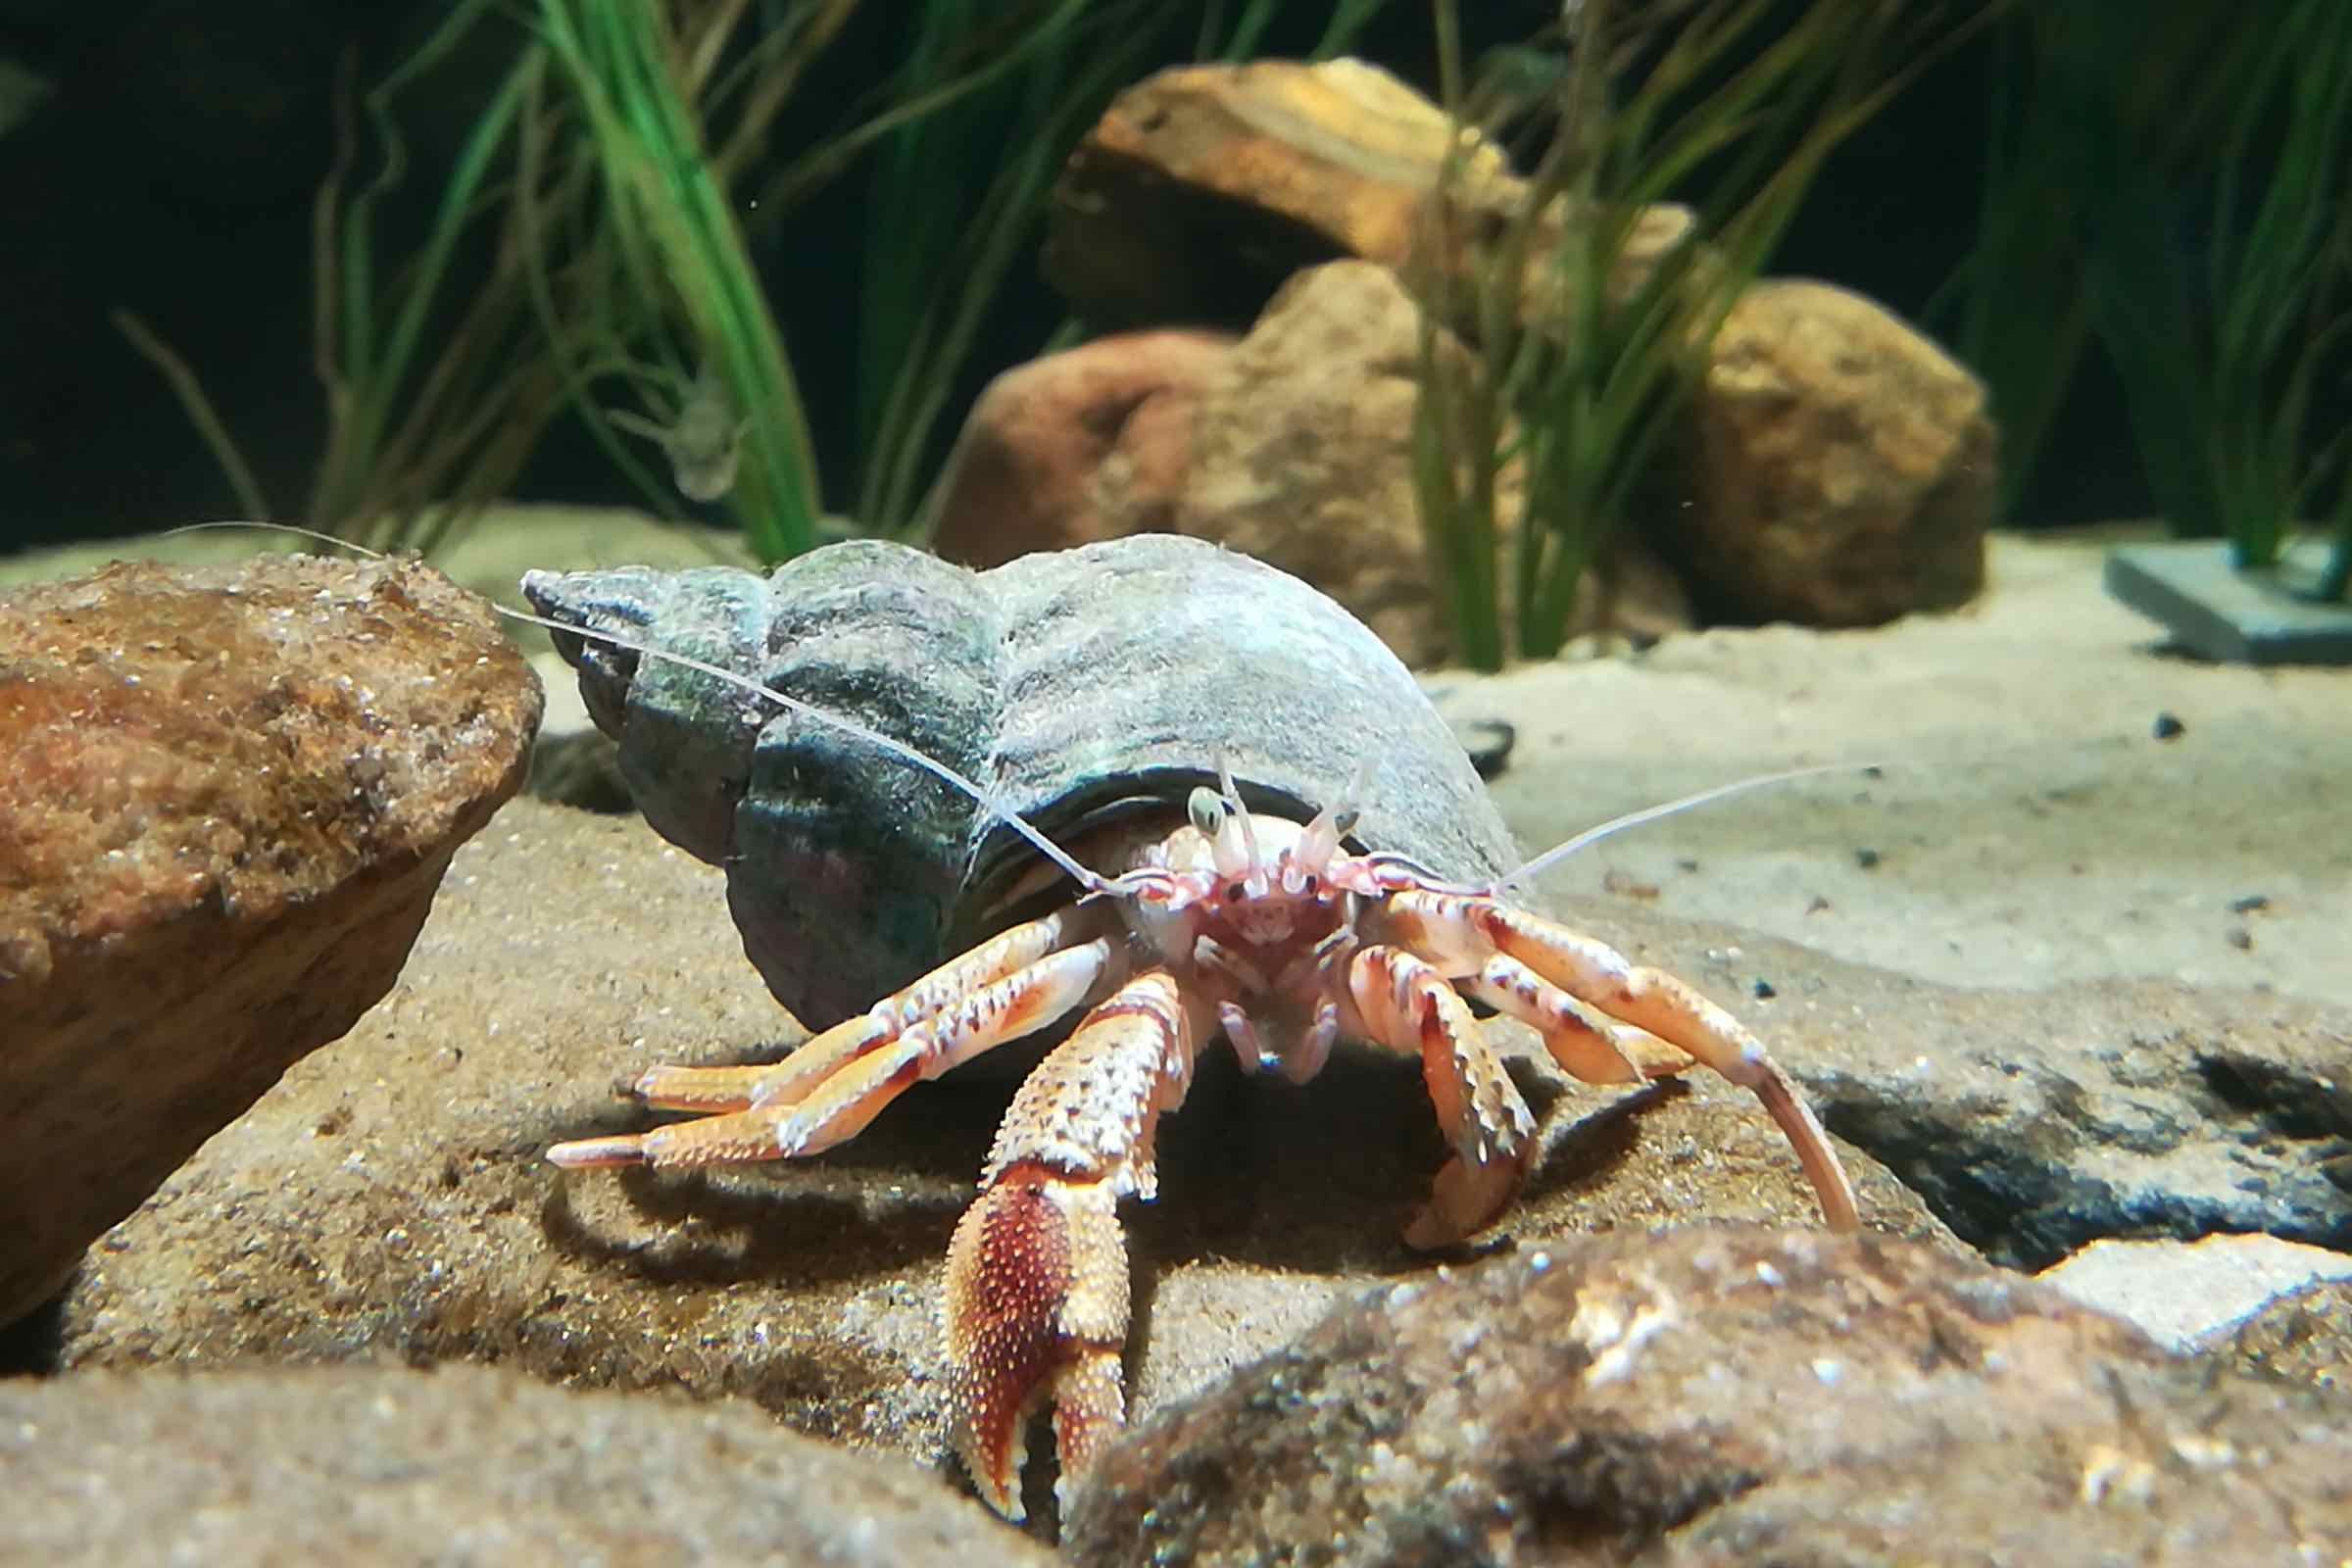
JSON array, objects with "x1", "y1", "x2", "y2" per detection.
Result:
[
  {"x1": 1373, "y1": 890, "x2": 1860, "y2": 1229},
  {"x1": 547, "y1": 904, "x2": 1122, "y2": 1170}
]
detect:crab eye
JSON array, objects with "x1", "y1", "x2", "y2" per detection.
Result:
[
  {"x1": 1188, "y1": 786, "x2": 1227, "y2": 838},
  {"x1": 1223, "y1": 881, "x2": 1245, "y2": 903},
  {"x1": 1301, "y1": 873, "x2": 1319, "y2": 894},
  {"x1": 1332, "y1": 808, "x2": 1360, "y2": 839}
]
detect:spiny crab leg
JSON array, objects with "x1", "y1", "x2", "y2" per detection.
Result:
[
  {"x1": 1343, "y1": 945, "x2": 1541, "y2": 1250},
  {"x1": 1459, "y1": 952, "x2": 1662, "y2": 1087},
  {"x1": 1371, "y1": 890, "x2": 1863, "y2": 1231},
  {"x1": 947, "y1": 967, "x2": 1197, "y2": 1521},
  {"x1": 546, "y1": 905, "x2": 1121, "y2": 1170}
]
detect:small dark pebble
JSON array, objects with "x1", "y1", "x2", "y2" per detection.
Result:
[
  {"x1": 1451, "y1": 717, "x2": 1516, "y2": 779},
  {"x1": 2153, "y1": 711, "x2": 2186, "y2": 740},
  {"x1": 2229, "y1": 894, "x2": 2270, "y2": 914},
  {"x1": 1751, "y1": 978, "x2": 1777, "y2": 1000},
  {"x1": 1676, "y1": 858, "x2": 1699, "y2": 873},
  {"x1": 2227, "y1": 927, "x2": 2254, "y2": 951},
  {"x1": 1854, "y1": 847, "x2": 1881, "y2": 869}
]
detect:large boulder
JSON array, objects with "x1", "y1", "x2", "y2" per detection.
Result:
[
  {"x1": 1065, "y1": 1225, "x2": 2352, "y2": 1564},
  {"x1": 0, "y1": 553, "x2": 539, "y2": 1325},
  {"x1": 934, "y1": 263, "x2": 1690, "y2": 665},
  {"x1": 37, "y1": 799, "x2": 1949, "y2": 1524},
  {"x1": 1658, "y1": 278, "x2": 1996, "y2": 626}
]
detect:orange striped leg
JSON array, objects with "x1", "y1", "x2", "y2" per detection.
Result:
[
  {"x1": 1378, "y1": 891, "x2": 1860, "y2": 1230},
  {"x1": 547, "y1": 906, "x2": 1119, "y2": 1170},
  {"x1": 1344, "y1": 945, "x2": 1539, "y2": 1250},
  {"x1": 946, "y1": 969, "x2": 1197, "y2": 1522},
  {"x1": 1460, "y1": 954, "x2": 1691, "y2": 1084}
]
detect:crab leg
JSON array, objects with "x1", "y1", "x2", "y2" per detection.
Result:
[
  {"x1": 547, "y1": 906, "x2": 1122, "y2": 1170},
  {"x1": 1460, "y1": 954, "x2": 1685, "y2": 1085},
  {"x1": 947, "y1": 967, "x2": 1197, "y2": 1521},
  {"x1": 1374, "y1": 890, "x2": 1861, "y2": 1230},
  {"x1": 631, "y1": 905, "x2": 1116, "y2": 1115},
  {"x1": 1343, "y1": 945, "x2": 1540, "y2": 1250}
]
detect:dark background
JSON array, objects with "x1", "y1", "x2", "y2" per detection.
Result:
[{"x1": 0, "y1": 0, "x2": 2182, "y2": 552}]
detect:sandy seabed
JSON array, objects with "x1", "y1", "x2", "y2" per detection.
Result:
[{"x1": 1454, "y1": 530, "x2": 2349, "y2": 1012}]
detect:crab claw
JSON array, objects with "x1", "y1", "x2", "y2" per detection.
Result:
[{"x1": 944, "y1": 1168, "x2": 1127, "y2": 1521}]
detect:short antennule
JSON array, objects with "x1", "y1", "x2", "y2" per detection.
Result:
[
  {"x1": 1296, "y1": 759, "x2": 1371, "y2": 879},
  {"x1": 169, "y1": 520, "x2": 1128, "y2": 905},
  {"x1": 1492, "y1": 762, "x2": 1885, "y2": 894},
  {"x1": 1214, "y1": 754, "x2": 1266, "y2": 890}
]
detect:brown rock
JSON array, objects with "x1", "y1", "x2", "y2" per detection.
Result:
[
  {"x1": 1046, "y1": 58, "x2": 1506, "y2": 329},
  {"x1": 39, "y1": 800, "x2": 1949, "y2": 1526},
  {"x1": 928, "y1": 328, "x2": 1235, "y2": 567},
  {"x1": 2218, "y1": 1278, "x2": 2352, "y2": 1394},
  {"x1": 1063, "y1": 1226, "x2": 2352, "y2": 1565},
  {"x1": 934, "y1": 262, "x2": 1690, "y2": 665},
  {"x1": 0, "y1": 554, "x2": 539, "y2": 1326},
  {"x1": 0, "y1": 1363, "x2": 1054, "y2": 1566},
  {"x1": 1661, "y1": 278, "x2": 1996, "y2": 625},
  {"x1": 1046, "y1": 57, "x2": 1689, "y2": 342},
  {"x1": 1182, "y1": 262, "x2": 1687, "y2": 664}
]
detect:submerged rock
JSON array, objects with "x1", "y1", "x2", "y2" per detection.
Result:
[
  {"x1": 1661, "y1": 278, "x2": 1994, "y2": 626},
  {"x1": 0, "y1": 554, "x2": 539, "y2": 1327},
  {"x1": 41, "y1": 800, "x2": 1945, "y2": 1520},
  {"x1": 2217, "y1": 1278, "x2": 2352, "y2": 1394},
  {"x1": 928, "y1": 327, "x2": 1234, "y2": 566},
  {"x1": 1062, "y1": 1225, "x2": 2352, "y2": 1564},
  {"x1": 2038, "y1": 1233, "x2": 2352, "y2": 1352},
  {"x1": 935, "y1": 263, "x2": 1690, "y2": 666},
  {"x1": 0, "y1": 1363, "x2": 1053, "y2": 1567}
]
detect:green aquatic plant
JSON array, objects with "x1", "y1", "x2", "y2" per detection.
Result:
[
  {"x1": 129, "y1": 0, "x2": 1406, "y2": 562},
  {"x1": 119, "y1": 1, "x2": 552, "y2": 556},
  {"x1": 814, "y1": 0, "x2": 1402, "y2": 533},
  {"x1": 528, "y1": 0, "x2": 836, "y2": 561},
  {"x1": 1942, "y1": 1, "x2": 2352, "y2": 601},
  {"x1": 1414, "y1": 0, "x2": 1993, "y2": 670},
  {"x1": 2080, "y1": 1, "x2": 2352, "y2": 592}
]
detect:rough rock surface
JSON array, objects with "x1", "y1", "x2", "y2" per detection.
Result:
[
  {"x1": 1045, "y1": 57, "x2": 1507, "y2": 329},
  {"x1": 26, "y1": 800, "x2": 1949, "y2": 1524},
  {"x1": 1660, "y1": 277, "x2": 1994, "y2": 626},
  {"x1": 0, "y1": 1363, "x2": 1054, "y2": 1567},
  {"x1": 0, "y1": 553, "x2": 540, "y2": 1327},
  {"x1": 935, "y1": 263, "x2": 1688, "y2": 665},
  {"x1": 1044, "y1": 58, "x2": 1689, "y2": 339},
  {"x1": 1710, "y1": 928, "x2": 2348, "y2": 1271},
  {"x1": 2218, "y1": 1278, "x2": 2352, "y2": 1394},
  {"x1": 928, "y1": 328, "x2": 1234, "y2": 565},
  {"x1": 1062, "y1": 1225, "x2": 2352, "y2": 1565}
]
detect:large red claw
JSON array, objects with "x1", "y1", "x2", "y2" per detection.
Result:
[{"x1": 943, "y1": 1167, "x2": 1127, "y2": 1521}]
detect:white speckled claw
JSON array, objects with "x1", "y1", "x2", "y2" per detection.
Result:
[
  {"x1": 1343, "y1": 944, "x2": 1540, "y2": 1249},
  {"x1": 944, "y1": 970, "x2": 1194, "y2": 1520}
]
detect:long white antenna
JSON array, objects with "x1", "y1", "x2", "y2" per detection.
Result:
[
  {"x1": 157, "y1": 522, "x2": 1120, "y2": 897},
  {"x1": 1493, "y1": 762, "x2": 1886, "y2": 893}
]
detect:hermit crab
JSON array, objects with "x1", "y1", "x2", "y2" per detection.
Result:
[{"x1": 527, "y1": 533, "x2": 1858, "y2": 1520}]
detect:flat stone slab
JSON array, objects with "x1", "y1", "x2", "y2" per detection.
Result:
[
  {"x1": 2105, "y1": 537, "x2": 2352, "y2": 665},
  {"x1": 2038, "y1": 1233, "x2": 2352, "y2": 1352}
]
